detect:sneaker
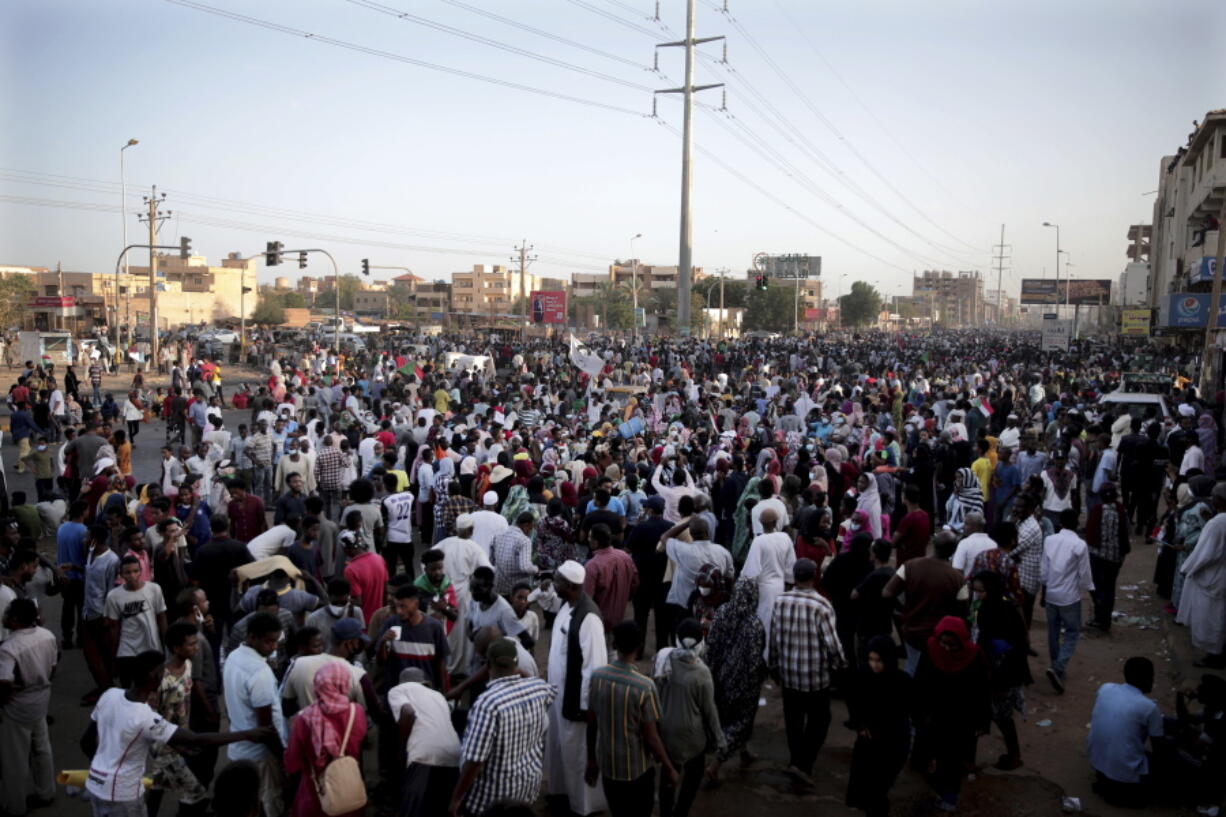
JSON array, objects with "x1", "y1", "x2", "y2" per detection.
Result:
[
  {"x1": 994, "y1": 755, "x2": 1024, "y2": 771},
  {"x1": 1046, "y1": 668, "x2": 1065, "y2": 694},
  {"x1": 1197, "y1": 807, "x2": 1220, "y2": 817}
]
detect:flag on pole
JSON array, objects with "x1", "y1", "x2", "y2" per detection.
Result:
[{"x1": 568, "y1": 334, "x2": 604, "y2": 378}]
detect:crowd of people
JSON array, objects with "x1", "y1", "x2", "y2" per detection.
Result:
[{"x1": 0, "y1": 328, "x2": 1221, "y2": 817}]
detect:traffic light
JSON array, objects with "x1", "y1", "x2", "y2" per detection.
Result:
[
  {"x1": 179, "y1": 236, "x2": 192, "y2": 259},
  {"x1": 265, "y1": 241, "x2": 284, "y2": 267},
  {"x1": 755, "y1": 274, "x2": 768, "y2": 291},
  {"x1": 360, "y1": 258, "x2": 370, "y2": 276},
  {"x1": 298, "y1": 251, "x2": 308, "y2": 270}
]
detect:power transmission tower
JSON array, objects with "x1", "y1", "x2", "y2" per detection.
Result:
[
  {"x1": 138, "y1": 186, "x2": 172, "y2": 364},
  {"x1": 656, "y1": 0, "x2": 723, "y2": 337},
  {"x1": 992, "y1": 224, "x2": 1012, "y2": 326},
  {"x1": 512, "y1": 239, "x2": 537, "y2": 337}
]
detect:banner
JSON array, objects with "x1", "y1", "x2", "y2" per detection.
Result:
[
  {"x1": 1041, "y1": 319, "x2": 1071, "y2": 351},
  {"x1": 530, "y1": 290, "x2": 566, "y2": 324},
  {"x1": 1020, "y1": 279, "x2": 1114, "y2": 305},
  {"x1": 1120, "y1": 308, "x2": 1152, "y2": 336}
]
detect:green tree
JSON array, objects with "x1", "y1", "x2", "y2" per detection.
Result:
[
  {"x1": 693, "y1": 277, "x2": 747, "y2": 309},
  {"x1": 839, "y1": 281, "x2": 882, "y2": 328},
  {"x1": 251, "y1": 293, "x2": 286, "y2": 325},
  {"x1": 0, "y1": 275, "x2": 35, "y2": 329},
  {"x1": 281, "y1": 291, "x2": 306, "y2": 308},
  {"x1": 336, "y1": 274, "x2": 363, "y2": 311},
  {"x1": 743, "y1": 286, "x2": 799, "y2": 332}
]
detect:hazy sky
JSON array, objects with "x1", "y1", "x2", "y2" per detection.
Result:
[{"x1": 2, "y1": 0, "x2": 1223, "y2": 298}]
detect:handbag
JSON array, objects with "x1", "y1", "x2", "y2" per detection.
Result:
[{"x1": 310, "y1": 705, "x2": 366, "y2": 816}]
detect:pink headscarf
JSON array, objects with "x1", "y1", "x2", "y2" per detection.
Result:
[{"x1": 298, "y1": 662, "x2": 354, "y2": 767}]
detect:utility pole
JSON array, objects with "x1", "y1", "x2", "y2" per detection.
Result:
[
  {"x1": 139, "y1": 187, "x2": 171, "y2": 366},
  {"x1": 512, "y1": 240, "x2": 536, "y2": 338},
  {"x1": 1200, "y1": 201, "x2": 1226, "y2": 395},
  {"x1": 993, "y1": 224, "x2": 1011, "y2": 326},
  {"x1": 656, "y1": 0, "x2": 723, "y2": 338},
  {"x1": 718, "y1": 265, "x2": 726, "y2": 339}
]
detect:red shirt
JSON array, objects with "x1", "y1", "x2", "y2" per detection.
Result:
[
  {"x1": 227, "y1": 495, "x2": 268, "y2": 542},
  {"x1": 583, "y1": 547, "x2": 640, "y2": 632},
  {"x1": 344, "y1": 552, "x2": 389, "y2": 627},
  {"x1": 895, "y1": 509, "x2": 932, "y2": 564}
]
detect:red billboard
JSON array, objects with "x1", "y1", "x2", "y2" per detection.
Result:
[{"x1": 530, "y1": 290, "x2": 567, "y2": 324}]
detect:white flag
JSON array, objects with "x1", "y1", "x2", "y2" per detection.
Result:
[{"x1": 568, "y1": 334, "x2": 604, "y2": 378}]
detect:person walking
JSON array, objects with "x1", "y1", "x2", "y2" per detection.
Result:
[
  {"x1": 970, "y1": 570, "x2": 1031, "y2": 771},
  {"x1": 767, "y1": 557, "x2": 846, "y2": 786},
  {"x1": 1177, "y1": 482, "x2": 1226, "y2": 668},
  {"x1": 703, "y1": 576, "x2": 767, "y2": 782},
  {"x1": 1040, "y1": 508, "x2": 1094, "y2": 693},
  {"x1": 883, "y1": 531, "x2": 967, "y2": 675},
  {"x1": 1085, "y1": 483, "x2": 1130, "y2": 632},
  {"x1": 0, "y1": 598, "x2": 57, "y2": 816},
  {"x1": 845, "y1": 635, "x2": 912, "y2": 817},
  {"x1": 585, "y1": 621, "x2": 679, "y2": 816},
  {"x1": 223, "y1": 611, "x2": 289, "y2": 817},
  {"x1": 655, "y1": 618, "x2": 724, "y2": 817},
  {"x1": 740, "y1": 507, "x2": 796, "y2": 643},
  {"x1": 283, "y1": 662, "x2": 368, "y2": 817}
]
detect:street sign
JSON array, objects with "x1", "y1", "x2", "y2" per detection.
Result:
[
  {"x1": 1042, "y1": 319, "x2": 1071, "y2": 351},
  {"x1": 1043, "y1": 313, "x2": 1058, "y2": 320}
]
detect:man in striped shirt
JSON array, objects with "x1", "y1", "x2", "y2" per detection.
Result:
[
  {"x1": 585, "y1": 621, "x2": 679, "y2": 815},
  {"x1": 451, "y1": 638, "x2": 555, "y2": 817},
  {"x1": 377, "y1": 585, "x2": 448, "y2": 693},
  {"x1": 768, "y1": 557, "x2": 846, "y2": 786}
]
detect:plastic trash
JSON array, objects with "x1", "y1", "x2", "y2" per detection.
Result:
[
  {"x1": 1036, "y1": 719, "x2": 1053, "y2": 727},
  {"x1": 1062, "y1": 796, "x2": 1083, "y2": 812}
]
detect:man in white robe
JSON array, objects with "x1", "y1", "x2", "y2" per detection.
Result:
[
  {"x1": 1177, "y1": 484, "x2": 1226, "y2": 665},
  {"x1": 545, "y1": 560, "x2": 608, "y2": 815},
  {"x1": 435, "y1": 515, "x2": 491, "y2": 676}
]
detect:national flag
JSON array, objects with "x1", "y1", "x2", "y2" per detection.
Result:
[{"x1": 568, "y1": 334, "x2": 604, "y2": 378}]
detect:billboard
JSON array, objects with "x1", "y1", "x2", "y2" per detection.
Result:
[
  {"x1": 1019, "y1": 279, "x2": 1113, "y2": 305},
  {"x1": 530, "y1": 290, "x2": 567, "y2": 324},
  {"x1": 1189, "y1": 256, "x2": 1219, "y2": 284},
  {"x1": 1157, "y1": 293, "x2": 1226, "y2": 328},
  {"x1": 1120, "y1": 308, "x2": 1152, "y2": 336}
]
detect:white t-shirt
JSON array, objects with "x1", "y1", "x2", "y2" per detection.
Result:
[
  {"x1": 468, "y1": 510, "x2": 508, "y2": 555},
  {"x1": 281, "y1": 653, "x2": 366, "y2": 710},
  {"x1": 951, "y1": 533, "x2": 998, "y2": 577},
  {"x1": 246, "y1": 525, "x2": 298, "y2": 560},
  {"x1": 386, "y1": 681, "x2": 461, "y2": 767},
  {"x1": 383, "y1": 492, "x2": 415, "y2": 544},
  {"x1": 750, "y1": 497, "x2": 790, "y2": 536},
  {"x1": 87, "y1": 688, "x2": 178, "y2": 803},
  {"x1": 103, "y1": 583, "x2": 166, "y2": 657}
]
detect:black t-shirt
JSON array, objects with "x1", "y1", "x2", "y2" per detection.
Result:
[
  {"x1": 190, "y1": 537, "x2": 254, "y2": 620},
  {"x1": 853, "y1": 566, "x2": 897, "y2": 639},
  {"x1": 624, "y1": 516, "x2": 671, "y2": 582},
  {"x1": 582, "y1": 508, "x2": 623, "y2": 546}
]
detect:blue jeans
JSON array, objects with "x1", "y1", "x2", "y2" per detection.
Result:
[
  {"x1": 904, "y1": 642, "x2": 922, "y2": 676},
  {"x1": 1046, "y1": 601, "x2": 1081, "y2": 679},
  {"x1": 250, "y1": 464, "x2": 272, "y2": 503}
]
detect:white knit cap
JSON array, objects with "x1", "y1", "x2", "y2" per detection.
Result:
[{"x1": 556, "y1": 560, "x2": 585, "y2": 585}]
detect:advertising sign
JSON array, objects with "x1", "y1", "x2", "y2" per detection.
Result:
[
  {"x1": 804, "y1": 308, "x2": 820, "y2": 320},
  {"x1": 1120, "y1": 308, "x2": 1152, "y2": 336},
  {"x1": 1189, "y1": 256, "x2": 1219, "y2": 284},
  {"x1": 1158, "y1": 293, "x2": 1226, "y2": 328},
  {"x1": 1020, "y1": 279, "x2": 1114, "y2": 305},
  {"x1": 529, "y1": 290, "x2": 567, "y2": 324},
  {"x1": 1041, "y1": 319, "x2": 1071, "y2": 351}
]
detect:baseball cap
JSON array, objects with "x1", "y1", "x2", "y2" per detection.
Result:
[{"x1": 332, "y1": 618, "x2": 370, "y2": 644}]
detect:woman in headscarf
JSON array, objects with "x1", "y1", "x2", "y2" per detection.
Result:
[
  {"x1": 704, "y1": 577, "x2": 767, "y2": 782},
  {"x1": 855, "y1": 472, "x2": 883, "y2": 538},
  {"x1": 1198, "y1": 412, "x2": 1219, "y2": 472},
  {"x1": 1173, "y1": 476, "x2": 1215, "y2": 612},
  {"x1": 946, "y1": 467, "x2": 985, "y2": 533},
  {"x1": 845, "y1": 635, "x2": 912, "y2": 817},
  {"x1": 731, "y1": 474, "x2": 763, "y2": 561},
  {"x1": 824, "y1": 447, "x2": 847, "y2": 518},
  {"x1": 912, "y1": 616, "x2": 991, "y2": 813},
  {"x1": 535, "y1": 497, "x2": 575, "y2": 571},
  {"x1": 820, "y1": 532, "x2": 874, "y2": 672},
  {"x1": 500, "y1": 483, "x2": 531, "y2": 525},
  {"x1": 283, "y1": 661, "x2": 368, "y2": 817},
  {"x1": 970, "y1": 570, "x2": 1031, "y2": 771}
]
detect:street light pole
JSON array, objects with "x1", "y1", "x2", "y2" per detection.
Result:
[
  {"x1": 630, "y1": 234, "x2": 642, "y2": 342},
  {"x1": 119, "y1": 138, "x2": 138, "y2": 356},
  {"x1": 1043, "y1": 222, "x2": 1062, "y2": 320}
]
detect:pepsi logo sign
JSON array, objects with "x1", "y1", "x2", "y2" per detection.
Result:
[{"x1": 1176, "y1": 297, "x2": 1202, "y2": 319}]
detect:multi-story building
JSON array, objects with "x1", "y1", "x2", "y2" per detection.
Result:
[
  {"x1": 1117, "y1": 224, "x2": 1151, "y2": 306},
  {"x1": 412, "y1": 282, "x2": 452, "y2": 321},
  {"x1": 352, "y1": 289, "x2": 390, "y2": 317},
  {"x1": 1151, "y1": 110, "x2": 1226, "y2": 331},
  {"x1": 608, "y1": 261, "x2": 705, "y2": 294},
  {"x1": 26, "y1": 252, "x2": 257, "y2": 332},
  {"x1": 912, "y1": 269, "x2": 985, "y2": 327},
  {"x1": 451, "y1": 264, "x2": 540, "y2": 316},
  {"x1": 570, "y1": 273, "x2": 607, "y2": 299}
]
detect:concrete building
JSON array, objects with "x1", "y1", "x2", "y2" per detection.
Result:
[
  {"x1": 609, "y1": 261, "x2": 705, "y2": 293},
  {"x1": 1151, "y1": 111, "x2": 1226, "y2": 331},
  {"x1": 413, "y1": 282, "x2": 452, "y2": 321},
  {"x1": 912, "y1": 269, "x2": 985, "y2": 327},
  {"x1": 451, "y1": 264, "x2": 541, "y2": 316},
  {"x1": 352, "y1": 289, "x2": 390, "y2": 317},
  {"x1": 1117, "y1": 224, "x2": 1152, "y2": 307},
  {"x1": 570, "y1": 273, "x2": 607, "y2": 299},
  {"x1": 26, "y1": 252, "x2": 257, "y2": 332}
]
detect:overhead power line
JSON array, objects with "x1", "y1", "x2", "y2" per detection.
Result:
[
  {"x1": 162, "y1": 0, "x2": 647, "y2": 117},
  {"x1": 562, "y1": 0, "x2": 662, "y2": 38},
  {"x1": 341, "y1": 0, "x2": 654, "y2": 92}
]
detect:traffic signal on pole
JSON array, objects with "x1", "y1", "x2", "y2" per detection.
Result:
[
  {"x1": 265, "y1": 241, "x2": 284, "y2": 267},
  {"x1": 361, "y1": 259, "x2": 370, "y2": 276},
  {"x1": 179, "y1": 236, "x2": 192, "y2": 259},
  {"x1": 755, "y1": 274, "x2": 768, "y2": 291},
  {"x1": 298, "y1": 251, "x2": 308, "y2": 270}
]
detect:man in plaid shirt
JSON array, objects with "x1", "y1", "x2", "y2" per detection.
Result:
[
  {"x1": 313, "y1": 435, "x2": 347, "y2": 521},
  {"x1": 768, "y1": 557, "x2": 845, "y2": 786},
  {"x1": 1010, "y1": 496, "x2": 1045, "y2": 628},
  {"x1": 440, "y1": 481, "x2": 477, "y2": 538}
]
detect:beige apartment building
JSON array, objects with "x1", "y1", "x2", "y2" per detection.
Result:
[
  {"x1": 25, "y1": 252, "x2": 257, "y2": 332},
  {"x1": 912, "y1": 269, "x2": 985, "y2": 327},
  {"x1": 451, "y1": 264, "x2": 541, "y2": 315}
]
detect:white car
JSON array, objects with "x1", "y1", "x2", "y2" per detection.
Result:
[
  {"x1": 199, "y1": 329, "x2": 239, "y2": 344},
  {"x1": 1098, "y1": 390, "x2": 1171, "y2": 423}
]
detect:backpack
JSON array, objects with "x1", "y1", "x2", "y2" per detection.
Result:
[{"x1": 311, "y1": 705, "x2": 366, "y2": 816}]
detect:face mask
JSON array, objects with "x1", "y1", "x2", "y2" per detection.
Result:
[
  {"x1": 680, "y1": 637, "x2": 699, "y2": 649},
  {"x1": 698, "y1": 586, "x2": 712, "y2": 597},
  {"x1": 36, "y1": 445, "x2": 46, "y2": 451},
  {"x1": 328, "y1": 604, "x2": 347, "y2": 616}
]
